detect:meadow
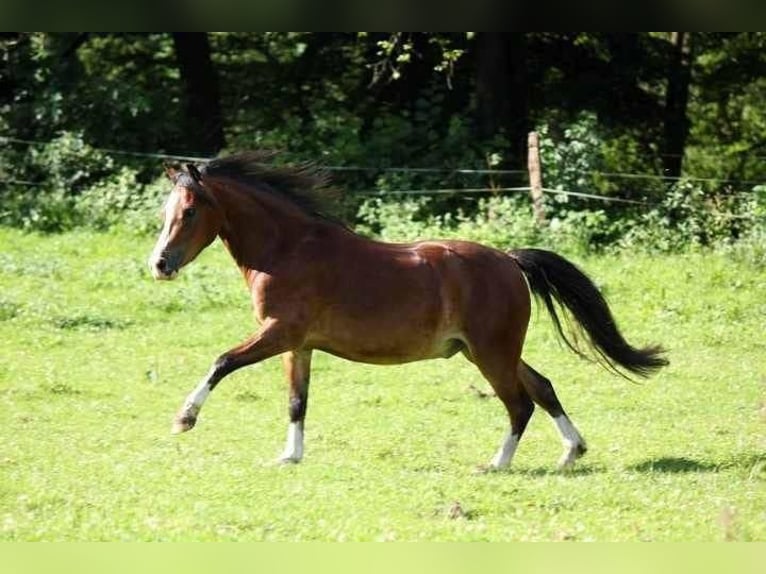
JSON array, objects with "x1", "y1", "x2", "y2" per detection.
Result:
[{"x1": 0, "y1": 227, "x2": 763, "y2": 541}]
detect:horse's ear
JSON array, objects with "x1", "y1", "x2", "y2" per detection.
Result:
[
  {"x1": 186, "y1": 163, "x2": 202, "y2": 183},
  {"x1": 164, "y1": 162, "x2": 180, "y2": 182}
]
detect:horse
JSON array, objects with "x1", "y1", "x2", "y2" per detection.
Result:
[{"x1": 148, "y1": 151, "x2": 667, "y2": 470}]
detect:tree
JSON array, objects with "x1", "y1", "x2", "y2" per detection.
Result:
[
  {"x1": 474, "y1": 33, "x2": 529, "y2": 170},
  {"x1": 662, "y1": 32, "x2": 694, "y2": 178},
  {"x1": 171, "y1": 33, "x2": 225, "y2": 155},
  {"x1": 3, "y1": 32, "x2": 765, "y2": 205},
  {"x1": 685, "y1": 33, "x2": 766, "y2": 182}
]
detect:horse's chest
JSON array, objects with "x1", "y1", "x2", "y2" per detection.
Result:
[{"x1": 248, "y1": 271, "x2": 320, "y2": 323}]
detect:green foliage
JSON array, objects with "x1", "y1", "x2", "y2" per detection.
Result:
[
  {"x1": 686, "y1": 34, "x2": 766, "y2": 182},
  {"x1": 2, "y1": 33, "x2": 765, "y2": 254},
  {"x1": 1, "y1": 129, "x2": 762, "y2": 258},
  {"x1": 0, "y1": 131, "x2": 167, "y2": 233},
  {"x1": 537, "y1": 112, "x2": 605, "y2": 195},
  {"x1": 78, "y1": 169, "x2": 168, "y2": 233},
  {"x1": 355, "y1": 180, "x2": 765, "y2": 256},
  {"x1": 356, "y1": 196, "x2": 438, "y2": 240},
  {"x1": 0, "y1": 189, "x2": 75, "y2": 233},
  {"x1": 30, "y1": 131, "x2": 115, "y2": 194},
  {"x1": 356, "y1": 195, "x2": 545, "y2": 249},
  {"x1": 2, "y1": 33, "x2": 181, "y2": 155},
  {"x1": 619, "y1": 181, "x2": 764, "y2": 252}
]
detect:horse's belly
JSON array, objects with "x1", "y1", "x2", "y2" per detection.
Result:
[
  {"x1": 306, "y1": 313, "x2": 463, "y2": 365},
  {"x1": 311, "y1": 335, "x2": 464, "y2": 365}
]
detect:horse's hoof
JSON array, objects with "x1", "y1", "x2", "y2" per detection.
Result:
[
  {"x1": 276, "y1": 455, "x2": 301, "y2": 465},
  {"x1": 473, "y1": 463, "x2": 500, "y2": 475},
  {"x1": 171, "y1": 404, "x2": 200, "y2": 435},
  {"x1": 557, "y1": 443, "x2": 587, "y2": 471},
  {"x1": 171, "y1": 415, "x2": 197, "y2": 434}
]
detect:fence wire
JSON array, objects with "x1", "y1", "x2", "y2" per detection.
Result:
[{"x1": 2, "y1": 134, "x2": 764, "y2": 204}]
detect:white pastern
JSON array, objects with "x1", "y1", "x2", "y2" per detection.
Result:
[
  {"x1": 489, "y1": 431, "x2": 519, "y2": 469},
  {"x1": 553, "y1": 414, "x2": 586, "y2": 468},
  {"x1": 278, "y1": 422, "x2": 304, "y2": 463},
  {"x1": 184, "y1": 379, "x2": 211, "y2": 413}
]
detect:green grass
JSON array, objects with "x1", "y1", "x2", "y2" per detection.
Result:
[{"x1": 0, "y1": 227, "x2": 764, "y2": 541}]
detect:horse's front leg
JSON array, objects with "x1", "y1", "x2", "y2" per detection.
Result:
[
  {"x1": 171, "y1": 319, "x2": 298, "y2": 434},
  {"x1": 278, "y1": 349, "x2": 313, "y2": 463}
]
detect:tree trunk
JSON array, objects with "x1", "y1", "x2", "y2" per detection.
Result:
[
  {"x1": 506, "y1": 34, "x2": 530, "y2": 172},
  {"x1": 475, "y1": 33, "x2": 529, "y2": 171},
  {"x1": 171, "y1": 33, "x2": 225, "y2": 155},
  {"x1": 0, "y1": 33, "x2": 21, "y2": 110},
  {"x1": 662, "y1": 32, "x2": 693, "y2": 178},
  {"x1": 475, "y1": 33, "x2": 510, "y2": 141}
]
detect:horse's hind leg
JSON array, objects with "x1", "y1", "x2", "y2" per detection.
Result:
[
  {"x1": 487, "y1": 377, "x2": 534, "y2": 469},
  {"x1": 518, "y1": 361, "x2": 587, "y2": 469},
  {"x1": 278, "y1": 349, "x2": 312, "y2": 463},
  {"x1": 467, "y1": 346, "x2": 534, "y2": 469}
]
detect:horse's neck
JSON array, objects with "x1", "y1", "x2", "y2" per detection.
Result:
[{"x1": 213, "y1": 182, "x2": 317, "y2": 275}]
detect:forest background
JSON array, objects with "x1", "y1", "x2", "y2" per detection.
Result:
[{"x1": 0, "y1": 32, "x2": 764, "y2": 255}]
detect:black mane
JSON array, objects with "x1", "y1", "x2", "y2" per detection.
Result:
[{"x1": 199, "y1": 151, "x2": 345, "y2": 226}]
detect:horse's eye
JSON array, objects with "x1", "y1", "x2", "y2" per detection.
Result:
[{"x1": 183, "y1": 207, "x2": 197, "y2": 220}]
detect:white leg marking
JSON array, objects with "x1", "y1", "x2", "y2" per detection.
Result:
[
  {"x1": 278, "y1": 422, "x2": 304, "y2": 463},
  {"x1": 553, "y1": 415, "x2": 586, "y2": 469},
  {"x1": 490, "y1": 431, "x2": 519, "y2": 469},
  {"x1": 171, "y1": 376, "x2": 212, "y2": 434},
  {"x1": 184, "y1": 378, "x2": 211, "y2": 411}
]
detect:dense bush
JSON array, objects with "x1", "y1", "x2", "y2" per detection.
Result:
[
  {"x1": 0, "y1": 132, "x2": 165, "y2": 233},
  {"x1": 356, "y1": 185, "x2": 765, "y2": 256},
  {"x1": 617, "y1": 182, "x2": 765, "y2": 252},
  {"x1": 3, "y1": 33, "x2": 765, "y2": 258},
  {"x1": 356, "y1": 195, "x2": 545, "y2": 248},
  {"x1": 1, "y1": 131, "x2": 763, "y2": 260}
]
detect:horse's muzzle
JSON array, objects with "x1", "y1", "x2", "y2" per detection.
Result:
[{"x1": 149, "y1": 254, "x2": 179, "y2": 281}]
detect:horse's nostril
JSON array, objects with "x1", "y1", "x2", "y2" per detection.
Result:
[{"x1": 156, "y1": 258, "x2": 167, "y2": 272}]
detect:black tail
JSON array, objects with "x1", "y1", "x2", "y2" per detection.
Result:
[{"x1": 509, "y1": 248, "x2": 668, "y2": 378}]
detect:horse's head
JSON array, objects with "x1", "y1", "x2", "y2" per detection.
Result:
[{"x1": 148, "y1": 163, "x2": 223, "y2": 280}]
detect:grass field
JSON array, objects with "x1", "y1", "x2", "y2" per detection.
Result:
[{"x1": 0, "y1": 227, "x2": 764, "y2": 541}]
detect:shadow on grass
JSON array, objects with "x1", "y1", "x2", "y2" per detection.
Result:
[
  {"x1": 518, "y1": 464, "x2": 605, "y2": 477},
  {"x1": 628, "y1": 457, "x2": 718, "y2": 474},
  {"x1": 477, "y1": 463, "x2": 606, "y2": 477}
]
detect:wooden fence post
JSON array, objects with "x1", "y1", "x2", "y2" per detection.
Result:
[{"x1": 527, "y1": 131, "x2": 546, "y2": 226}]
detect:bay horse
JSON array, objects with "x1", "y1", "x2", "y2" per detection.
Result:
[{"x1": 148, "y1": 152, "x2": 667, "y2": 470}]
